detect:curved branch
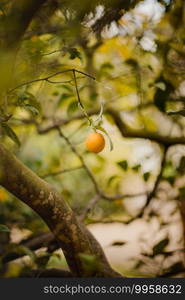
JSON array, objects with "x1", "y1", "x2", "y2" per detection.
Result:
[
  {"x1": 8, "y1": 68, "x2": 95, "y2": 94},
  {"x1": 107, "y1": 109, "x2": 185, "y2": 146},
  {"x1": 2, "y1": 232, "x2": 57, "y2": 264},
  {"x1": 41, "y1": 166, "x2": 83, "y2": 178},
  {"x1": 36, "y1": 107, "x2": 185, "y2": 146},
  {"x1": 108, "y1": 109, "x2": 185, "y2": 146},
  {"x1": 0, "y1": 143, "x2": 120, "y2": 277}
]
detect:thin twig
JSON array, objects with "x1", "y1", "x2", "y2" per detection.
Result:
[
  {"x1": 72, "y1": 69, "x2": 84, "y2": 109},
  {"x1": 124, "y1": 146, "x2": 169, "y2": 224},
  {"x1": 79, "y1": 194, "x2": 101, "y2": 222},
  {"x1": 46, "y1": 78, "x2": 74, "y2": 84},
  {"x1": 8, "y1": 68, "x2": 95, "y2": 94},
  {"x1": 37, "y1": 109, "x2": 99, "y2": 134},
  {"x1": 159, "y1": 268, "x2": 185, "y2": 278},
  {"x1": 42, "y1": 48, "x2": 64, "y2": 56},
  {"x1": 56, "y1": 126, "x2": 145, "y2": 201},
  {"x1": 46, "y1": 76, "x2": 85, "y2": 84},
  {"x1": 57, "y1": 126, "x2": 100, "y2": 194},
  {"x1": 72, "y1": 69, "x2": 93, "y2": 127},
  {"x1": 84, "y1": 146, "x2": 169, "y2": 225},
  {"x1": 41, "y1": 165, "x2": 83, "y2": 178},
  {"x1": 139, "y1": 146, "x2": 168, "y2": 214}
]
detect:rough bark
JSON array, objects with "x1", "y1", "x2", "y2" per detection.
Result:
[{"x1": 0, "y1": 144, "x2": 121, "y2": 277}]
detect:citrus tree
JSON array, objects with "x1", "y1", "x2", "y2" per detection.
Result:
[{"x1": 0, "y1": 0, "x2": 185, "y2": 277}]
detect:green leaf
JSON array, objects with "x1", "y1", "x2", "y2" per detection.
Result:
[
  {"x1": 58, "y1": 84, "x2": 73, "y2": 92},
  {"x1": 163, "y1": 262, "x2": 184, "y2": 275},
  {"x1": 95, "y1": 125, "x2": 114, "y2": 151},
  {"x1": 94, "y1": 103, "x2": 104, "y2": 125},
  {"x1": 68, "y1": 48, "x2": 82, "y2": 60},
  {"x1": 6, "y1": 245, "x2": 36, "y2": 262},
  {"x1": 19, "y1": 246, "x2": 37, "y2": 261},
  {"x1": 125, "y1": 59, "x2": 138, "y2": 68},
  {"x1": 179, "y1": 187, "x2": 185, "y2": 198},
  {"x1": 17, "y1": 92, "x2": 41, "y2": 115},
  {"x1": 117, "y1": 160, "x2": 128, "y2": 171},
  {"x1": 52, "y1": 91, "x2": 59, "y2": 96},
  {"x1": 78, "y1": 253, "x2": 99, "y2": 274},
  {"x1": 132, "y1": 164, "x2": 141, "y2": 172},
  {"x1": 153, "y1": 238, "x2": 169, "y2": 255},
  {"x1": 168, "y1": 110, "x2": 185, "y2": 117},
  {"x1": 79, "y1": 253, "x2": 96, "y2": 264},
  {"x1": 0, "y1": 113, "x2": 12, "y2": 122},
  {"x1": 67, "y1": 101, "x2": 78, "y2": 116},
  {"x1": 1, "y1": 123, "x2": 20, "y2": 146},
  {"x1": 107, "y1": 175, "x2": 121, "y2": 187},
  {"x1": 24, "y1": 92, "x2": 41, "y2": 112},
  {"x1": 23, "y1": 104, "x2": 39, "y2": 115},
  {"x1": 79, "y1": 84, "x2": 91, "y2": 92},
  {"x1": 154, "y1": 77, "x2": 174, "y2": 112},
  {"x1": 143, "y1": 172, "x2": 150, "y2": 182},
  {"x1": 154, "y1": 89, "x2": 166, "y2": 112},
  {"x1": 57, "y1": 93, "x2": 72, "y2": 107},
  {"x1": 111, "y1": 241, "x2": 126, "y2": 246},
  {"x1": 35, "y1": 253, "x2": 50, "y2": 268},
  {"x1": 178, "y1": 156, "x2": 185, "y2": 174},
  {"x1": 101, "y1": 62, "x2": 114, "y2": 69},
  {"x1": 162, "y1": 162, "x2": 177, "y2": 180},
  {"x1": 0, "y1": 224, "x2": 10, "y2": 232},
  {"x1": 135, "y1": 260, "x2": 145, "y2": 269},
  {"x1": 155, "y1": 82, "x2": 166, "y2": 91}
]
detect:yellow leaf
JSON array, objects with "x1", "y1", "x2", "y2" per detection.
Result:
[{"x1": 0, "y1": 188, "x2": 8, "y2": 202}]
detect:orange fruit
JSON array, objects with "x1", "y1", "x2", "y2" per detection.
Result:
[{"x1": 85, "y1": 132, "x2": 105, "y2": 153}]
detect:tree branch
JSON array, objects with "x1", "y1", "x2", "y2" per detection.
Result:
[
  {"x1": 159, "y1": 268, "x2": 185, "y2": 278},
  {"x1": 2, "y1": 232, "x2": 58, "y2": 264},
  {"x1": 41, "y1": 166, "x2": 83, "y2": 178},
  {"x1": 2, "y1": 0, "x2": 47, "y2": 49},
  {"x1": 36, "y1": 107, "x2": 185, "y2": 146},
  {"x1": 57, "y1": 127, "x2": 144, "y2": 201},
  {"x1": 141, "y1": 146, "x2": 168, "y2": 211},
  {"x1": 8, "y1": 68, "x2": 95, "y2": 94},
  {"x1": 108, "y1": 109, "x2": 185, "y2": 146},
  {"x1": 0, "y1": 143, "x2": 120, "y2": 277},
  {"x1": 79, "y1": 195, "x2": 101, "y2": 222},
  {"x1": 81, "y1": 146, "x2": 168, "y2": 225},
  {"x1": 118, "y1": 145, "x2": 168, "y2": 224}
]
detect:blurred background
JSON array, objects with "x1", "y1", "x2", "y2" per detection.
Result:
[{"x1": 0, "y1": 0, "x2": 185, "y2": 277}]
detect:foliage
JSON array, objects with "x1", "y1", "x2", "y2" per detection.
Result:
[{"x1": 0, "y1": 0, "x2": 185, "y2": 278}]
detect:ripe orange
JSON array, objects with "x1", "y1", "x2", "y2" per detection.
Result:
[{"x1": 85, "y1": 132, "x2": 105, "y2": 153}]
